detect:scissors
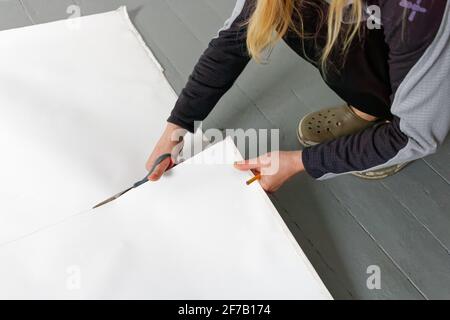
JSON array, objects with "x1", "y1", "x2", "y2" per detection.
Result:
[{"x1": 92, "y1": 153, "x2": 173, "y2": 209}]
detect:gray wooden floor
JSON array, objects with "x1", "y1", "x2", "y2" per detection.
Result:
[{"x1": 1, "y1": 0, "x2": 449, "y2": 299}]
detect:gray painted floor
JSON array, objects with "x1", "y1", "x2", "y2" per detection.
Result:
[{"x1": 1, "y1": 0, "x2": 449, "y2": 299}]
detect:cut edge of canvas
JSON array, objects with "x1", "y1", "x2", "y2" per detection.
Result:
[
  {"x1": 115, "y1": 6, "x2": 180, "y2": 106},
  {"x1": 221, "y1": 137, "x2": 333, "y2": 300},
  {"x1": 115, "y1": 6, "x2": 164, "y2": 74},
  {"x1": 257, "y1": 189, "x2": 333, "y2": 299}
]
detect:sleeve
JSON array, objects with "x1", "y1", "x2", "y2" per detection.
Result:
[
  {"x1": 167, "y1": 0, "x2": 254, "y2": 132},
  {"x1": 302, "y1": 0, "x2": 450, "y2": 180}
]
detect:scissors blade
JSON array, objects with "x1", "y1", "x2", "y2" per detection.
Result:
[
  {"x1": 92, "y1": 187, "x2": 133, "y2": 209},
  {"x1": 91, "y1": 153, "x2": 173, "y2": 209}
]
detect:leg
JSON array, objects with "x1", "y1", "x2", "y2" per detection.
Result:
[
  {"x1": 297, "y1": 104, "x2": 409, "y2": 179},
  {"x1": 297, "y1": 104, "x2": 376, "y2": 147},
  {"x1": 350, "y1": 105, "x2": 379, "y2": 122}
]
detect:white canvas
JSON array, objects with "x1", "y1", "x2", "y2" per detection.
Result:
[
  {"x1": 0, "y1": 7, "x2": 185, "y2": 245},
  {"x1": 0, "y1": 138, "x2": 331, "y2": 300},
  {"x1": 0, "y1": 7, "x2": 331, "y2": 300}
]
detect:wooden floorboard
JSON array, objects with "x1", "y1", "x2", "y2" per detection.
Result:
[
  {"x1": 424, "y1": 137, "x2": 450, "y2": 185},
  {"x1": 272, "y1": 176, "x2": 424, "y2": 299},
  {"x1": 381, "y1": 160, "x2": 450, "y2": 252},
  {"x1": 326, "y1": 176, "x2": 450, "y2": 299},
  {"x1": 0, "y1": 0, "x2": 32, "y2": 30},
  {"x1": 20, "y1": 0, "x2": 76, "y2": 23}
]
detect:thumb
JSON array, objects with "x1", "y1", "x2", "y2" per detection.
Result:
[{"x1": 148, "y1": 158, "x2": 172, "y2": 181}]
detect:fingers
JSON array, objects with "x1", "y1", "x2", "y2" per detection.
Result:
[
  {"x1": 148, "y1": 158, "x2": 172, "y2": 181},
  {"x1": 234, "y1": 159, "x2": 263, "y2": 171}
]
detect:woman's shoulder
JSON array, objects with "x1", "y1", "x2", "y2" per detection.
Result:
[
  {"x1": 376, "y1": 0, "x2": 446, "y2": 25},
  {"x1": 374, "y1": 0, "x2": 447, "y2": 53}
]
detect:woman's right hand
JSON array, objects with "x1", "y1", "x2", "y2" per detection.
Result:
[{"x1": 146, "y1": 122, "x2": 185, "y2": 181}]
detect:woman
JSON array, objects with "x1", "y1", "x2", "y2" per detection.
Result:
[{"x1": 146, "y1": 0, "x2": 449, "y2": 192}]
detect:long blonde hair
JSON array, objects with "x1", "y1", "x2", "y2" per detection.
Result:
[{"x1": 246, "y1": 0, "x2": 363, "y2": 71}]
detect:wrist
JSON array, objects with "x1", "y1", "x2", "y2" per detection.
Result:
[
  {"x1": 164, "y1": 122, "x2": 185, "y2": 144},
  {"x1": 165, "y1": 122, "x2": 182, "y2": 133},
  {"x1": 290, "y1": 151, "x2": 304, "y2": 174}
]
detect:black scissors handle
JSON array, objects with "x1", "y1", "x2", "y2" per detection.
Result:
[{"x1": 132, "y1": 153, "x2": 172, "y2": 188}]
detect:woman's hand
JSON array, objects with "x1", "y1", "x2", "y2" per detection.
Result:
[
  {"x1": 234, "y1": 151, "x2": 304, "y2": 193},
  {"x1": 145, "y1": 122, "x2": 186, "y2": 181}
]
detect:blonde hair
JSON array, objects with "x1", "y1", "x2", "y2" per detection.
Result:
[{"x1": 246, "y1": 0, "x2": 363, "y2": 71}]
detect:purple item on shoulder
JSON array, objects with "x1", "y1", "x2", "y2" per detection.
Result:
[{"x1": 399, "y1": 0, "x2": 428, "y2": 22}]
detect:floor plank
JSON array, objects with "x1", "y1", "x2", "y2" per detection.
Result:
[
  {"x1": 0, "y1": 0, "x2": 32, "y2": 30},
  {"x1": 424, "y1": 137, "x2": 450, "y2": 184},
  {"x1": 21, "y1": 0, "x2": 76, "y2": 23},
  {"x1": 326, "y1": 176, "x2": 450, "y2": 299},
  {"x1": 381, "y1": 160, "x2": 450, "y2": 252},
  {"x1": 166, "y1": 0, "x2": 222, "y2": 43},
  {"x1": 200, "y1": 0, "x2": 234, "y2": 20},
  {"x1": 272, "y1": 176, "x2": 424, "y2": 299}
]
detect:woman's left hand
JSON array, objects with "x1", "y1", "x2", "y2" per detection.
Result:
[{"x1": 234, "y1": 151, "x2": 304, "y2": 193}]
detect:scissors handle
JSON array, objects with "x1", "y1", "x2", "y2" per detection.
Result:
[{"x1": 132, "y1": 153, "x2": 172, "y2": 188}]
